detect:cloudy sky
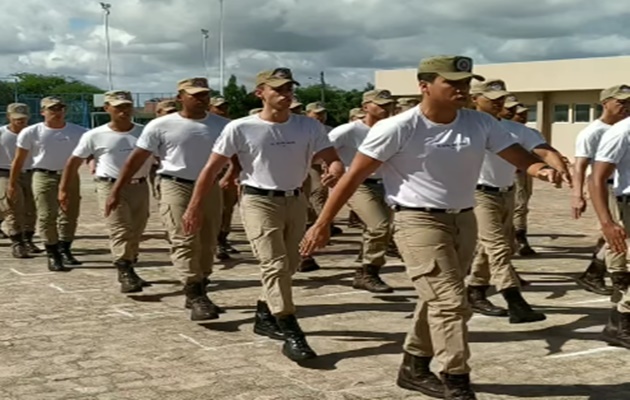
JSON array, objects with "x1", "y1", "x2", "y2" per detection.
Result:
[{"x1": 2, "y1": 0, "x2": 629, "y2": 95}]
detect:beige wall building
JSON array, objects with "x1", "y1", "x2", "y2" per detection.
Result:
[{"x1": 375, "y1": 56, "x2": 630, "y2": 159}]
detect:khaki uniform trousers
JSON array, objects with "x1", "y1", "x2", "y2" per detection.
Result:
[
  {"x1": 220, "y1": 185, "x2": 239, "y2": 234},
  {"x1": 394, "y1": 209, "x2": 477, "y2": 374},
  {"x1": 594, "y1": 183, "x2": 621, "y2": 261},
  {"x1": 304, "y1": 164, "x2": 328, "y2": 224},
  {"x1": 347, "y1": 181, "x2": 391, "y2": 267},
  {"x1": 96, "y1": 180, "x2": 150, "y2": 262},
  {"x1": 0, "y1": 170, "x2": 37, "y2": 237},
  {"x1": 149, "y1": 164, "x2": 160, "y2": 200},
  {"x1": 513, "y1": 171, "x2": 532, "y2": 232},
  {"x1": 159, "y1": 178, "x2": 222, "y2": 285},
  {"x1": 469, "y1": 189, "x2": 520, "y2": 291},
  {"x1": 240, "y1": 192, "x2": 308, "y2": 316},
  {"x1": 32, "y1": 170, "x2": 80, "y2": 245},
  {"x1": 604, "y1": 200, "x2": 630, "y2": 313}
]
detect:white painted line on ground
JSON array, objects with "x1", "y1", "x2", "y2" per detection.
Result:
[
  {"x1": 178, "y1": 334, "x2": 270, "y2": 351},
  {"x1": 283, "y1": 374, "x2": 325, "y2": 394},
  {"x1": 10, "y1": 268, "x2": 54, "y2": 277},
  {"x1": 571, "y1": 298, "x2": 611, "y2": 305},
  {"x1": 112, "y1": 307, "x2": 134, "y2": 317},
  {"x1": 309, "y1": 290, "x2": 366, "y2": 298},
  {"x1": 48, "y1": 283, "x2": 101, "y2": 294},
  {"x1": 547, "y1": 346, "x2": 623, "y2": 359}
]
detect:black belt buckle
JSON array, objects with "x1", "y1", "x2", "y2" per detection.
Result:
[
  {"x1": 159, "y1": 174, "x2": 195, "y2": 185},
  {"x1": 364, "y1": 178, "x2": 383, "y2": 185},
  {"x1": 476, "y1": 184, "x2": 513, "y2": 193}
]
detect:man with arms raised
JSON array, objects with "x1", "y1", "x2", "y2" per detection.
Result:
[
  {"x1": 182, "y1": 68, "x2": 344, "y2": 362},
  {"x1": 300, "y1": 56, "x2": 563, "y2": 399}
]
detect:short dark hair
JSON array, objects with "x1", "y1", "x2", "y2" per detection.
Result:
[{"x1": 417, "y1": 73, "x2": 438, "y2": 83}]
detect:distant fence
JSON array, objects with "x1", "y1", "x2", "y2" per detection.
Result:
[{"x1": 0, "y1": 92, "x2": 177, "y2": 128}]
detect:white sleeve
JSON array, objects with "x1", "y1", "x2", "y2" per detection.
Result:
[
  {"x1": 135, "y1": 121, "x2": 161, "y2": 153},
  {"x1": 312, "y1": 122, "x2": 333, "y2": 154},
  {"x1": 358, "y1": 119, "x2": 403, "y2": 162},
  {"x1": 212, "y1": 122, "x2": 239, "y2": 158},
  {"x1": 574, "y1": 127, "x2": 595, "y2": 159},
  {"x1": 328, "y1": 125, "x2": 346, "y2": 150},
  {"x1": 519, "y1": 127, "x2": 546, "y2": 152},
  {"x1": 72, "y1": 132, "x2": 94, "y2": 159},
  {"x1": 595, "y1": 129, "x2": 628, "y2": 165},
  {"x1": 16, "y1": 127, "x2": 33, "y2": 151},
  {"x1": 485, "y1": 117, "x2": 517, "y2": 154}
]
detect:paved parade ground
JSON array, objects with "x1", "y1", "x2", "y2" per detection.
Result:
[{"x1": 0, "y1": 173, "x2": 628, "y2": 400}]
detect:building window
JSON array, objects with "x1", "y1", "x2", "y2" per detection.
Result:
[
  {"x1": 595, "y1": 104, "x2": 603, "y2": 118},
  {"x1": 553, "y1": 104, "x2": 570, "y2": 123},
  {"x1": 526, "y1": 104, "x2": 537, "y2": 123},
  {"x1": 574, "y1": 104, "x2": 590, "y2": 123}
]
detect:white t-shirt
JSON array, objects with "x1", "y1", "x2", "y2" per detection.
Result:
[
  {"x1": 135, "y1": 112, "x2": 229, "y2": 181},
  {"x1": 213, "y1": 114, "x2": 333, "y2": 191},
  {"x1": 477, "y1": 119, "x2": 546, "y2": 188},
  {"x1": 72, "y1": 123, "x2": 152, "y2": 179},
  {"x1": 594, "y1": 117, "x2": 630, "y2": 195},
  {"x1": 0, "y1": 125, "x2": 33, "y2": 170},
  {"x1": 358, "y1": 107, "x2": 517, "y2": 209},
  {"x1": 575, "y1": 119, "x2": 611, "y2": 160},
  {"x1": 329, "y1": 120, "x2": 382, "y2": 179},
  {"x1": 17, "y1": 122, "x2": 87, "y2": 171}
]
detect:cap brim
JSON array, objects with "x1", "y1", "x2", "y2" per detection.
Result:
[
  {"x1": 290, "y1": 103, "x2": 303, "y2": 109},
  {"x1": 158, "y1": 107, "x2": 177, "y2": 113},
  {"x1": 504, "y1": 101, "x2": 520, "y2": 108},
  {"x1": 516, "y1": 107, "x2": 529, "y2": 113},
  {"x1": 108, "y1": 100, "x2": 133, "y2": 106},
  {"x1": 309, "y1": 107, "x2": 326, "y2": 113},
  {"x1": 480, "y1": 90, "x2": 510, "y2": 100},
  {"x1": 212, "y1": 101, "x2": 227, "y2": 106},
  {"x1": 8, "y1": 112, "x2": 29, "y2": 119},
  {"x1": 612, "y1": 93, "x2": 630, "y2": 100},
  {"x1": 437, "y1": 72, "x2": 485, "y2": 82},
  {"x1": 266, "y1": 78, "x2": 301, "y2": 88},
  {"x1": 183, "y1": 87, "x2": 210, "y2": 94},
  {"x1": 43, "y1": 103, "x2": 66, "y2": 109}
]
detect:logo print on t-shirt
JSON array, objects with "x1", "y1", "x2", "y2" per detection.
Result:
[{"x1": 434, "y1": 131, "x2": 471, "y2": 151}]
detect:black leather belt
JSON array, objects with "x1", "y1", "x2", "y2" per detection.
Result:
[
  {"x1": 616, "y1": 195, "x2": 630, "y2": 203},
  {"x1": 159, "y1": 174, "x2": 195, "y2": 185},
  {"x1": 364, "y1": 178, "x2": 383, "y2": 185},
  {"x1": 243, "y1": 185, "x2": 300, "y2": 197},
  {"x1": 96, "y1": 176, "x2": 147, "y2": 184},
  {"x1": 607, "y1": 179, "x2": 614, "y2": 185},
  {"x1": 392, "y1": 205, "x2": 473, "y2": 214},
  {"x1": 476, "y1": 184, "x2": 514, "y2": 193},
  {"x1": 33, "y1": 168, "x2": 62, "y2": 175},
  {"x1": 0, "y1": 168, "x2": 10, "y2": 173}
]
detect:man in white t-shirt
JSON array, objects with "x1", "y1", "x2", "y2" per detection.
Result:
[
  {"x1": 290, "y1": 98, "x2": 303, "y2": 114},
  {"x1": 590, "y1": 115, "x2": 630, "y2": 350},
  {"x1": 329, "y1": 89, "x2": 396, "y2": 293},
  {"x1": 0, "y1": 103, "x2": 39, "y2": 258},
  {"x1": 467, "y1": 80, "x2": 569, "y2": 323},
  {"x1": 59, "y1": 91, "x2": 152, "y2": 294},
  {"x1": 105, "y1": 78, "x2": 229, "y2": 322},
  {"x1": 181, "y1": 68, "x2": 345, "y2": 363},
  {"x1": 300, "y1": 55, "x2": 563, "y2": 399},
  {"x1": 573, "y1": 86, "x2": 630, "y2": 296},
  {"x1": 10, "y1": 97, "x2": 86, "y2": 271}
]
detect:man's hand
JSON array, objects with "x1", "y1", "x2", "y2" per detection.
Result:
[
  {"x1": 602, "y1": 221, "x2": 627, "y2": 254},
  {"x1": 300, "y1": 222, "x2": 331, "y2": 256},
  {"x1": 571, "y1": 195, "x2": 587, "y2": 219},
  {"x1": 321, "y1": 170, "x2": 342, "y2": 188},
  {"x1": 182, "y1": 205, "x2": 203, "y2": 235},
  {"x1": 219, "y1": 175, "x2": 237, "y2": 190},
  {"x1": 536, "y1": 166, "x2": 568, "y2": 187},
  {"x1": 104, "y1": 193, "x2": 120, "y2": 217},
  {"x1": 6, "y1": 184, "x2": 17, "y2": 203},
  {"x1": 58, "y1": 189, "x2": 69, "y2": 213}
]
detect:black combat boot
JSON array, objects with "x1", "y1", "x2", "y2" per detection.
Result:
[
  {"x1": 396, "y1": 352, "x2": 444, "y2": 398},
  {"x1": 441, "y1": 373, "x2": 476, "y2": 400},
  {"x1": 45, "y1": 244, "x2": 69, "y2": 272},
  {"x1": 23, "y1": 231, "x2": 43, "y2": 254},
  {"x1": 183, "y1": 281, "x2": 220, "y2": 321},
  {"x1": 602, "y1": 307, "x2": 630, "y2": 349},
  {"x1": 185, "y1": 277, "x2": 224, "y2": 314},
  {"x1": 253, "y1": 301, "x2": 284, "y2": 340},
  {"x1": 9, "y1": 234, "x2": 30, "y2": 259},
  {"x1": 386, "y1": 238, "x2": 402, "y2": 259},
  {"x1": 576, "y1": 259, "x2": 613, "y2": 296},
  {"x1": 610, "y1": 272, "x2": 630, "y2": 303},
  {"x1": 59, "y1": 241, "x2": 82, "y2": 265},
  {"x1": 514, "y1": 229, "x2": 536, "y2": 257},
  {"x1": 352, "y1": 264, "x2": 393, "y2": 293},
  {"x1": 276, "y1": 314, "x2": 317, "y2": 361},
  {"x1": 116, "y1": 260, "x2": 143, "y2": 293},
  {"x1": 501, "y1": 287, "x2": 546, "y2": 324},
  {"x1": 467, "y1": 285, "x2": 507, "y2": 317},
  {"x1": 297, "y1": 256, "x2": 320, "y2": 272},
  {"x1": 130, "y1": 256, "x2": 151, "y2": 287}
]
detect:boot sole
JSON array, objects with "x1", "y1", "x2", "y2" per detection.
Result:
[
  {"x1": 471, "y1": 307, "x2": 508, "y2": 317},
  {"x1": 396, "y1": 376, "x2": 445, "y2": 399},
  {"x1": 121, "y1": 286, "x2": 143, "y2": 294},
  {"x1": 191, "y1": 313, "x2": 219, "y2": 321},
  {"x1": 253, "y1": 326, "x2": 285, "y2": 341},
  {"x1": 352, "y1": 282, "x2": 395, "y2": 293},
  {"x1": 509, "y1": 314, "x2": 546, "y2": 324},
  {"x1": 575, "y1": 279, "x2": 613, "y2": 296},
  {"x1": 281, "y1": 346, "x2": 317, "y2": 362}
]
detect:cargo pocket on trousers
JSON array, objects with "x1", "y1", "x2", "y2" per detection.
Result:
[{"x1": 407, "y1": 255, "x2": 440, "y2": 302}]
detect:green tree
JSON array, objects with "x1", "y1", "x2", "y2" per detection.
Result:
[{"x1": 221, "y1": 75, "x2": 261, "y2": 119}]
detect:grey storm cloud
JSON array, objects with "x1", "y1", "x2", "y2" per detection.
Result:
[{"x1": 0, "y1": 0, "x2": 629, "y2": 93}]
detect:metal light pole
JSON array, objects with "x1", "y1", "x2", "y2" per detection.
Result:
[
  {"x1": 218, "y1": 0, "x2": 225, "y2": 95},
  {"x1": 201, "y1": 29, "x2": 210, "y2": 80},
  {"x1": 319, "y1": 71, "x2": 326, "y2": 103},
  {"x1": 99, "y1": 2, "x2": 113, "y2": 90}
]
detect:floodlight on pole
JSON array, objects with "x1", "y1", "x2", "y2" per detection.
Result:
[
  {"x1": 218, "y1": 0, "x2": 225, "y2": 95},
  {"x1": 99, "y1": 2, "x2": 113, "y2": 90},
  {"x1": 201, "y1": 29, "x2": 210, "y2": 80}
]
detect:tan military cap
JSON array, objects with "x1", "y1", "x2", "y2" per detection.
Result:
[
  {"x1": 349, "y1": 107, "x2": 366, "y2": 120},
  {"x1": 256, "y1": 68, "x2": 300, "y2": 88},
  {"x1": 504, "y1": 94, "x2": 520, "y2": 109},
  {"x1": 210, "y1": 96, "x2": 228, "y2": 106},
  {"x1": 156, "y1": 99, "x2": 178, "y2": 113},
  {"x1": 516, "y1": 105, "x2": 529, "y2": 114},
  {"x1": 418, "y1": 55, "x2": 484, "y2": 81},
  {"x1": 40, "y1": 96, "x2": 65, "y2": 109},
  {"x1": 7, "y1": 103, "x2": 29, "y2": 118},
  {"x1": 470, "y1": 79, "x2": 510, "y2": 100},
  {"x1": 397, "y1": 97, "x2": 420, "y2": 107},
  {"x1": 306, "y1": 102, "x2": 326, "y2": 113},
  {"x1": 362, "y1": 89, "x2": 394, "y2": 105},
  {"x1": 177, "y1": 77, "x2": 210, "y2": 94},
  {"x1": 600, "y1": 85, "x2": 630, "y2": 102},
  {"x1": 104, "y1": 90, "x2": 133, "y2": 106}
]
